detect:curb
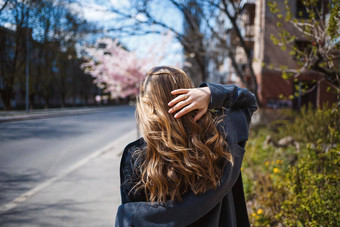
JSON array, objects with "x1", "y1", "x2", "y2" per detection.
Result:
[{"x1": 0, "y1": 107, "x2": 114, "y2": 123}]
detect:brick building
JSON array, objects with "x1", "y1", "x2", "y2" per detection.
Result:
[
  {"x1": 252, "y1": 0, "x2": 338, "y2": 108},
  {"x1": 209, "y1": 0, "x2": 338, "y2": 109}
]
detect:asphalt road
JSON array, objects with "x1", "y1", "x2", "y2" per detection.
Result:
[{"x1": 0, "y1": 105, "x2": 137, "y2": 226}]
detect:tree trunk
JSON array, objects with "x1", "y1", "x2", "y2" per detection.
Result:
[
  {"x1": 29, "y1": 93, "x2": 35, "y2": 109},
  {"x1": 222, "y1": 0, "x2": 261, "y2": 106},
  {"x1": 60, "y1": 92, "x2": 65, "y2": 108},
  {"x1": 1, "y1": 90, "x2": 12, "y2": 110}
]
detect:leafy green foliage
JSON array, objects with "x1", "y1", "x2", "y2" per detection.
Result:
[
  {"x1": 243, "y1": 106, "x2": 340, "y2": 226},
  {"x1": 327, "y1": 1, "x2": 340, "y2": 48}
]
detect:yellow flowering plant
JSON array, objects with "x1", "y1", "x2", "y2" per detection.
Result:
[{"x1": 243, "y1": 104, "x2": 339, "y2": 226}]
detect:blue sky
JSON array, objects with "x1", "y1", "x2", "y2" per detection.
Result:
[
  {"x1": 75, "y1": 0, "x2": 184, "y2": 65},
  {"x1": 0, "y1": 0, "x2": 184, "y2": 65}
]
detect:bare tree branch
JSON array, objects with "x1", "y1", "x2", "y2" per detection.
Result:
[{"x1": 0, "y1": 0, "x2": 9, "y2": 16}]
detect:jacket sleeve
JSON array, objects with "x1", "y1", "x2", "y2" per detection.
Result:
[
  {"x1": 199, "y1": 82, "x2": 257, "y2": 126},
  {"x1": 120, "y1": 139, "x2": 148, "y2": 204},
  {"x1": 120, "y1": 144, "x2": 135, "y2": 204},
  {"x1": 200, "y1": 82, "x2": 257, "y2": 145}
]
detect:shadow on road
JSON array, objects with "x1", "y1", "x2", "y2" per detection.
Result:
[
  {"x1": 0, "y1": 169, "x2": 47, "y2": 205},
  {"x1": 0, "y1": 200, "x2": 87, "y2": 226}
]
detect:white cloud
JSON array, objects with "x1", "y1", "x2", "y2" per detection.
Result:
[
  {"x1": 71, "y1": 1, "x2": 118, "y2": 22},
  {"x1": 83, "y1": 5, "x2": 117, "y2": 21},
  {"x1": 3, "y1": 22, "x2": 16, "y2": 31},
  {"x1": 110, "y1": 0, "x2": 130, "y2": 8},
  {"x1": 135, "y1": 13, "x2": 147, "y2": 22}
]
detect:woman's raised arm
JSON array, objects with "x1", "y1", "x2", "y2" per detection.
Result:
[{"x1": 168, "y1": 83, "x2": 257, "y2": 124}]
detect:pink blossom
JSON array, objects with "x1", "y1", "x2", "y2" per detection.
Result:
[{"x1": 81, "y1": 34, "x2": 173, "y2": 98}]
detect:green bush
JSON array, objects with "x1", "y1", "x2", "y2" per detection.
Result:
[{"x1": 243, "y1": 105, "x2": 340, "y2": 226}]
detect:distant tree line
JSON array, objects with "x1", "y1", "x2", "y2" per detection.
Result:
[{"x1": 0, "y1": 0, "x2": 99, "y2": 110}]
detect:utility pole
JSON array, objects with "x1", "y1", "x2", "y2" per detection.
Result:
[{"x1": 25, "y1": 27, "x2": 29, "y2": 113}]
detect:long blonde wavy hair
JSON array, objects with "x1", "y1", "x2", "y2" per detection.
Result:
[{"x1": 134, "y1": 66, "x2": 232, "y2": 203}]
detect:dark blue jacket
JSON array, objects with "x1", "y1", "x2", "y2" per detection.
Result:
[{"x1": 116, "y1": 83, "x2": 257, "y2": 226}]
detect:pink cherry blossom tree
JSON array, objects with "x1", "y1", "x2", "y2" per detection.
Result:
[{"x1": 82, "y1": 34, "x2": 173, "y2": 99}]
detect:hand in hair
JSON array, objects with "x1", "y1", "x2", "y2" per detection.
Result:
[{"x1": 168, "y1": 87, "x2": 211, "y2": 122}]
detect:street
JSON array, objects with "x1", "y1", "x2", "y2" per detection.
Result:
[{"x1": 0, "y1": 105, "x2": 137, "y2": 226}]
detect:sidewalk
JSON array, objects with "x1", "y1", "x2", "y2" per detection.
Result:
[{"x1": 0, "y1": 106, "x2": 117, "y2": 122}]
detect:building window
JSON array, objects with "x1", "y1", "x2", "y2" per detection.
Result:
[
  {"x1": 296, "y1": 0, "x2": 324, "y2": 19},
  {"x1": 248, "y1": 8, "x2": 255, "y2": 25},
  {"x1": 294, "y1": 40, "x2": 312, "y2": 61},
  {"x1": 296, "y1": 0, "x2": 309, "y2": 19},
  {"x1": 267, "y1": 99, "x2": 292, "y2": 109},
  {"x1": 292, "y1": 80, "x2": 317, "y2": 109}
]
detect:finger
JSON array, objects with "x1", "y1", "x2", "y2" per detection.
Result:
[
  {"x1": 168, "y1": 94, "x2": 189, "y2": 107},
  {"x1": 169, "y1": 99, "x2": 190, "y2": 114},
  {"x1": 174, "y1": 104, "x2": 195, "y2": 118},
  {"x1": 171, "y1": 89, "x2": 190, "y2": 95},
  {"x1": 193, "y1": 109, "x2": 206, "y2": 122}
]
